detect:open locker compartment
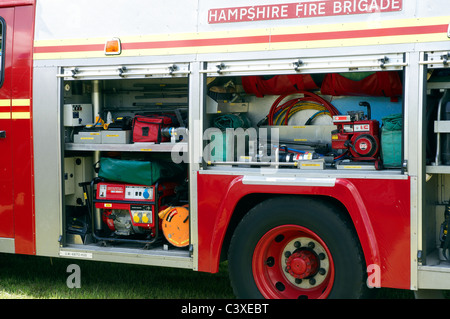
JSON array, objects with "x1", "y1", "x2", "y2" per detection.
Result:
[
  {"x1": 422, "y1": 51, "x2": 450, "y2": 278},
  {"x1": 421, "y1": 171, "x2": 450, "y2": 288},
  {"x1": 202, "y1": 54, "x2": 405, "y2": 174},
  {"x1": 60, "y1": 63, "x2": 191, "y2": 260}
]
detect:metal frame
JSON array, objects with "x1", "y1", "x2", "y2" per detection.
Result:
[
  {"x1": 33, "y1": 58, "x2": 196, "y2": 269},
  {"x1": 405, "y1": 51, "x2": 422, "y2": 291},
  {"x1": 201, "y1": 53, "x2": 406, "y2": 76},
  {"x1": 417, "y1": 50, "x2": 450, "y2": 289},
  {"x1": 34, "y1": 50, "x2": 414, "y2": 272},
  {"x1": 33, "y1": 64, "x2": 63, "y2": 257},
  {"x1": 58, "y1": 63, "x2": 191, "y2": 80}
]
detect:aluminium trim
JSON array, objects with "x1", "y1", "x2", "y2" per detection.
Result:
[
  {"x1": 0, "y1": 238, "x2": 15, "y2": 254},
  {"x1": 59, "y1": 247, "x2": 193, "y2": 269},
  {"x1": 242, "y1": 175, "x2": 336, "y2": 187},
  {"x1": 57, "y1": 63, "x2": 191, "y2": 80},
  {"x1": 201, "y1": 53, "x2": 407, "y2": 76}
]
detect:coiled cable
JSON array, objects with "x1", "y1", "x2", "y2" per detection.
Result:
[{"x1": 268, "y1": 91, "x2": 339, "y2": 126}]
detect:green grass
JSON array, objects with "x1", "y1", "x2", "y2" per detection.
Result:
[
  {"x1": 0, "y1": 253, "x2": 445, "y2": 299},
  {"x1": 0, "y1": 253, "x2": 234, "y2": 299}
]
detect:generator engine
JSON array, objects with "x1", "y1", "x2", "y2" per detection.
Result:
[
  {"x1": 331, "y1": 102, "x2": 380, "y2": 162},
  {"x1": 94, "y1": 182, "x2": 177, "y2": 238}
]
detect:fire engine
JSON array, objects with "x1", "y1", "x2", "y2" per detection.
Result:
[{"x1": 1, "y1": 0, "x2": 450, "y2": 299}]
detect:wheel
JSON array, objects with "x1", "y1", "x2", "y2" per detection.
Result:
[{"x1": 228, "y1": 196, "x2": 368, "y2": 299}]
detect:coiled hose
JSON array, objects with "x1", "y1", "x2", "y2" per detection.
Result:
[{"x1": 268, "y1": 91, "x2": 339, "y2": 126}]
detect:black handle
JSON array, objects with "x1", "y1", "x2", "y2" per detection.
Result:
[{"x1": 359, "y1": 102, "x2": 371, "y2": 120}]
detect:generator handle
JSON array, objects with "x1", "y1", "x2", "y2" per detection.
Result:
[{"x1": 359, "y1": 102, "x2": 371, "y2": 120}]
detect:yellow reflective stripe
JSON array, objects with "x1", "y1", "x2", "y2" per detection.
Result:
[
  {"x1": 12, "y1": 99, "x2": 31, "y2": 106},
  {"x1": 0, "y1": 112, "x2": 11, "y2": 119},
  {"x1": 33, "y1": 16, "x2": 450, "y2": 60},
  {"x1": 0, "y1": 99, "x2": 31, "y2": 119},
  {"x1": 11, "y1": 112, "x2": 31, "y2": 119},
  {"x1": 0, "y1": 99, "x2": 11, "y2": 119},
  {"x1": 0, "y1": 99, "x2": 11, "y2": 107}
]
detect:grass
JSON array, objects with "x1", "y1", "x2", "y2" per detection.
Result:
[
  {"x1": 0, "y1": 252, "x2": 446, "y2": 299},
  {"x1": 0, "y1": 253, "x2": 234, "y2": 299}
]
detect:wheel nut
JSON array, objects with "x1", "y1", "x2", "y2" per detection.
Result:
[
  {"x1": 295, "y1": 278, "x2": 302, "y2": 284},
  {"x1": 265, "y1": 257, "x2": 275, "y2": 267},
  {"x1": 319, "y1": 268, "x2": 326, "y2": 275},
  {"x1": 284, "y1": 251, "x2": 291, "y2": 258},
  {"x1": 308, "y1": 242, "x2": 315, "y2": 249},
  {"x1": 294, "y1": 241, "x2": 301, "y2": 248},
  {"x1": 309, "y1": 278, "x2": 316, "y2": 285},
  {"x1": 319, "y1": 253, "x2": 326, "y2": 260}
]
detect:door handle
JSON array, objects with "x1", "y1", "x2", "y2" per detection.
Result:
[{"x1": 0, "y1": 131, "x2": 6, "y2": 138}]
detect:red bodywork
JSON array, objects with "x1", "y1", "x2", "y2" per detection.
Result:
[
  {"x1": 197, "y1": 173, "x2": 411, "y2": 290},
  {"x1": 0, "y1": 1, "x2": 36, "y2": 255}
]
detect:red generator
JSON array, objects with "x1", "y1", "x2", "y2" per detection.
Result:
[
  {"x1": 331, "y1": 103, "x2": 381, "y2": 164},
  {"x1": 94, "y1": 181, "x2": 177, "y2": 244}
]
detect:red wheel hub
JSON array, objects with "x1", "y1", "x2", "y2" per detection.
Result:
[
  {"x1": 285, "y1": 250, "x2": 318, "y2": 279},
  {"x1": 252, "y1": 225, "x2": 334, "y2": 299}
]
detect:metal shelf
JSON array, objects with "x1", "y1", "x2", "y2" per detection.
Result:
[
  {"x1": 426, "y1": 165, "x2": 450, "y2": 174},
  {"x1": 65, "y1": 142, "x2": 188, "y2": 153},
  {"x1": 427, "y1": 82, "x2": 450, "y2": 90}
]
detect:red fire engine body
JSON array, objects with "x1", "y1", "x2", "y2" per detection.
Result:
[{"x1": 0, "y1": 0, "x2": 449, "y2": 299}]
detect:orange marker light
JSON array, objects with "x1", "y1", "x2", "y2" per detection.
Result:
[{"x1": 104, "y1": 38, "x2": 121, "y2": 55}]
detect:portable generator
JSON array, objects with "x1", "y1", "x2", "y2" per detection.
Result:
[
  {"x1": 93, "y1": 181, "x2": 177, "y2": 240},
  {"x1": 331, "y1": 102, "x2": 381, "y2": 163}
]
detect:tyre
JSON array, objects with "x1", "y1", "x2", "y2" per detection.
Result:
[{"x1": 228, "y1": 196, "x2": 368, "y2": 299}]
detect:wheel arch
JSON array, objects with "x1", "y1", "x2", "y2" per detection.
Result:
[
  {"x1": 220, "y1": 193, "x2": 372, "y2": 271},
  {"x1": 198, "y1": 173, "x2": 408, "y2": 288}
]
